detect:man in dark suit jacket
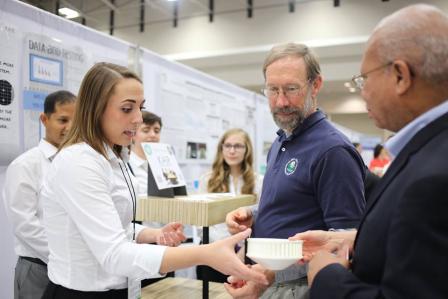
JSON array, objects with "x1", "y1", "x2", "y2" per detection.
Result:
[{"x1": 290, "y1": 4, "x2": 448, "y2": 299}]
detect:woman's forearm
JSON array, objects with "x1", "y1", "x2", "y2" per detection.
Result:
[
  {"x1": 159, "y1": 244, "x2": 206, "y2": 273},
  {"x1": 136, "y1": 227, "x2": 160, "y2": 244}
]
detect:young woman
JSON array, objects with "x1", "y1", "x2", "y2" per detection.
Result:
[
  {"x1": 200, "y1": 128, "x2": 262, "y2": 202},
  {"x1": 198, "y1": 128, "x2": 263, "y2": 282},
  {"x1": 40, "y1": 63, "x2": 266, "y2": 298}
]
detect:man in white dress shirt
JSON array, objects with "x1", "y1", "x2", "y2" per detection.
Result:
[{"x1": 3, "y1": 90, "x2": 76, "y2": 299}]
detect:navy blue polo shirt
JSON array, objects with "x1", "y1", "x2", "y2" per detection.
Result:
[{"x1": 253, "y1": 110, "x2": 366, "y2": 239}]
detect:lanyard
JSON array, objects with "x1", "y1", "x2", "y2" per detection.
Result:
[{"x1": 119, "y1": 162, "x2": 137, "y2": 241}]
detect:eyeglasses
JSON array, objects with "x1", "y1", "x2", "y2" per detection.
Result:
[
  {"x1": 352, "y1": 62, "x2": 393, "y2": 90},
  {"x1": 261, "y1": 81, "x2": 310, "y2": 99},
  {"x1": 222, "y1": 143, "x2": 246, "y2": 151}
]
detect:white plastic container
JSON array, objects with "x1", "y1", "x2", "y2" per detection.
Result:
[{"x1": 246, "y1": 238, "x2": 303, "y2": 270}]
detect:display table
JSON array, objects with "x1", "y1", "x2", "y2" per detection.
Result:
[
  {"x1": 141, "y1": 277, "x2": 231, "y2": 299},
  {"x1": 136, "y1": 193, "x2": 256, "y2": 226},
  {"x1": 136, "y1": 193, "x2": 256, "y2": 299}
]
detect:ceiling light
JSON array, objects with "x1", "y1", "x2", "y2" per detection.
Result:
[
  {"x1": 58, "y1": 7, "x2": 80, "y2": 19},
  {"x1": 349, "y1": 87, "x2": 357, "y2": 93},
  {"x1": 344, "y1": 82, "x2": 352, "y2": 88}
]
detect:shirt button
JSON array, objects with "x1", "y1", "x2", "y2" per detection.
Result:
[{"x1": 281, "y1": 147, "x2": 286, "y2": 152}]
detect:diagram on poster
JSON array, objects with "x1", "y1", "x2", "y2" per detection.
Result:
[
  {"x1": 142, "y1": 142, "x2": 186, "y2": 190},
  {"x1": 0, "y1": 23, "x2": 21, "y2": 165}
]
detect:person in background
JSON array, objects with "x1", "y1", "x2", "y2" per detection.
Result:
[
  {"x1": 3, "y1": 90, "x2": 76, "y2": 299},
  {"x1": 225, "y1": 43, "x2": 365, "y2": 299},
  {"x1": 197, "y1": 128, "x2": 263, "y2": 282},
  {"x1": 40, "y1": 62, "x2": 267, "y2": 299},
  {"x1": 379, "y1": 134, "x2": 395, "y2": 176},
  {"x1": 291, "y1": 4, "x2": 448, "y2": 298},
  {"x1": 128, "y1": 111, "x2": 178, "y2": 285},
  {"x1": 352, "y1": 142, "x2": 380, "y2": 202},
  {"x1": 368, "y1": 143, "x2": 390, "y2": 176},
  {"x1": 128, "y1": 111, "x2": 162, "y2": 195},
  {"x1": 200, "y1": 128, "x2": 263, "y2": 211}
]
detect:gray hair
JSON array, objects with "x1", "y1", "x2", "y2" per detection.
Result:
[
  {"x1": 262, "y1": 43, "x2": 321, "y2": 82},
  {"x1": 372, "y1": 4, "x2": 448, "y2": 86}
]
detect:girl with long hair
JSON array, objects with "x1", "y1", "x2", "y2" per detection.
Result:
[{"x1": 203, "y1": 128, "x2": 259, "y2": 197}]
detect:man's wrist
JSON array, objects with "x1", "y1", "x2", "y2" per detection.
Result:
[{"x1": 264, "y1": 269, "x2": 275, "y2": 285}]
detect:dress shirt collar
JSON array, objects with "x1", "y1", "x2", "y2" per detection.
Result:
[
  {"x1": 105, "y1": 144, "x2": 131, "y2": 163},
  {"x1": 39, "y1": 139, "x2": 58, "y2": 161},
  {"x1": 129, "y1": 151, "x2": 147, "y2": 168},
  {"x1": 386, "y1": 100, "x2": 448, "y2": 158}
]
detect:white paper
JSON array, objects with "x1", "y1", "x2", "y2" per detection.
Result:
[{"x1": 142, "y1": 142, "x2": 186, "y2": 190}]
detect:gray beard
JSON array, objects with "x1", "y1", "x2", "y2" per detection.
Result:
[{"x1": 271, "y1": 90, "x2": 314, "y2": 132}]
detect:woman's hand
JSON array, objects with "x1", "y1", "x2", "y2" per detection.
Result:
[
  {"x1": 156, "y1": 222, "x2": 186, "y2": 247},
  {"x1": 203, "y1": 229, "x2": 268, "y2": 286}
]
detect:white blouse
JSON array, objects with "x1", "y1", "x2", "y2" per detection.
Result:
[
  {"x1": 128, "y1": 152, "x2": 148, "y2": 196},
  {"x1": 41, "y1": 143, "x2": 166, "y2": 291}
]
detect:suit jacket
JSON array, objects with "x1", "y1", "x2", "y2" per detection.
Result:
[
  {"x1": 364, "y1": 169, "x2": 381, "y2": 203},
  {"x1": 311, "y1": 112, "x2": 448, "y2": 299}
]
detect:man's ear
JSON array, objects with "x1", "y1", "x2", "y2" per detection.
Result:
[
  {"x1": 392, "y1": 60, "x2": 412, "y2": 95},
  {"x1": 40, "y1": 112, "x2": 48, "y2": 127},
  {"x1": 311, "y1": 75, "x2": 323, "y2": 99}
]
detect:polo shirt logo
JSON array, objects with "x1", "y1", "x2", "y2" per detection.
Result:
[{"x1": 285, "y1": 158, "x2": 298, "y2": 176}]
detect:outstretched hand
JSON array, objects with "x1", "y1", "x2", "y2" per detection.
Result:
[
  {"x1": 157, "y1": 222, "x2": 186, "y2": 247},
  {"x1": 226, "y1": 207, "x2": 253, "y2": 235},
  {"x1": 205, "y1": 229, "x2": 268, "y2": 286}
]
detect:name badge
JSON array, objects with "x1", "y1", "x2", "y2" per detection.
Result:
[{"x1": 128, "y1": 277, "x2": 141, "y2": 299}]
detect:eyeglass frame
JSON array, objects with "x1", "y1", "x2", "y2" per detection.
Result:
[
  {"x1": 222, "y1": 143, "x2": 246, "y2": 152},
  {"x1": 261, "y1": 79, "x2": 312, "y2": 99},
  {"x1": 351, "y1": 62, "x2": 393, "y2": 90}
]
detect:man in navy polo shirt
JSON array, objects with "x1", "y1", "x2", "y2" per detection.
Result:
[{"x1": 225, "y1": 43, "x2": 366, "y2": 298}]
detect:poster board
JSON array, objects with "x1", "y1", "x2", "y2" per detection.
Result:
[
  {"x1": 255, "y1": 94, "x2": 278, "y2": 174},
  {"x1": 0, "y1": 0, "x2": 132, "y2": 162},
  {"x1": 141, "y1": 49, "x2": 259, "y2": 191}
]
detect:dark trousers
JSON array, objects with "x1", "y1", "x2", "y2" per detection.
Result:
[
  {"x1": 41, "y1": 281, "x2": 127, "y2": 299},
  {"x1": 196, "y1": 266, "x2": 228, "y2": 283}
]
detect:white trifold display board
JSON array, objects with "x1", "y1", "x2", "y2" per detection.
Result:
[
  {"x1": 141, "y1": 48, "x2": 261, "y2": 191},
  {"x1": 0, "y1": 0, "x2": 131, "y2": 164},
  {"x1": 0, "y1": 1, "x2": 131, "y2": 298}
]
